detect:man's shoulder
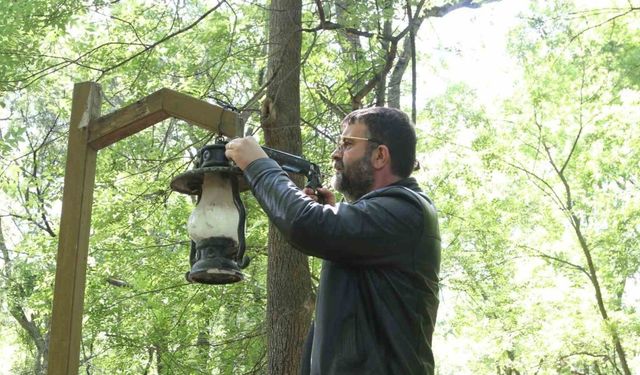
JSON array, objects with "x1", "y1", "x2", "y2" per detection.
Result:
[
  {"x1": 367, "y1": 180, "x2": 435, "y2": 209},
  {"x1": 365, "y1": 183, "x2": 439, "y2": 235},
  {"x1": 357, "y1": 186, "x2": 431, "y2": 226}
]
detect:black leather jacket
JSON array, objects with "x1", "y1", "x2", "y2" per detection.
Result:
[{"x1": 244, "y1": 158, "x2": 441, "y2": 375}]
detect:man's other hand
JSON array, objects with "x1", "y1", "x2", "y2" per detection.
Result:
[
  {"x1": 303, "y1": 187, "x2": 336, "y2": 206},
  {"x1": 224, "y1": 136, "x2": 268, "y2": 170}
]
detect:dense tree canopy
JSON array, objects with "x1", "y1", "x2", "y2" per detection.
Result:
[{"x1": 0, "y1": 0, "x2": 638, "y2": 374}]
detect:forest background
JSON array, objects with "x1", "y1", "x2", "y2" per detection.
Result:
[{"x1": 0, "y1": 0, "x2": 639, "y2": 374}]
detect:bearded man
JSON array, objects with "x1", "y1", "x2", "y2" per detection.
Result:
[{"x1": 225, "y1": 107, "x2": 441, "y2": 375}]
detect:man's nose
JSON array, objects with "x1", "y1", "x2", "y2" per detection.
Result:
[{"x1": 331, "y1": 147, "x2": 342, "y2": 160}]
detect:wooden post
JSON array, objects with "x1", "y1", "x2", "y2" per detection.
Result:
[{"x1": 48, "y1": 82, "x2": 102, "y2": 375}]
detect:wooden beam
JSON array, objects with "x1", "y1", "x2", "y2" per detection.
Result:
[
  {"x1": 88, "y1": 89, "x2": 167, "y2": 150},
  {"x1": 88, "y1": 88, "x2": 243, "y2": 149},
  {"x1": 162, "y1": 89, "x2": 244, "y2": 138},
  {"x1": 48, "y1": 82, "x2": 102, "y2": 375}
]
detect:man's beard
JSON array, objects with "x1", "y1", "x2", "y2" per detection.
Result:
[{"x1": 332, "y1": 154, "x2": 374, "y2": 202}]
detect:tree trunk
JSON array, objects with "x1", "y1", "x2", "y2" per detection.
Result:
[
  {"x1": 388, "y1": 0, "x2": 497, "y2": 108},
  {"x1": 388, "y1": 16, "x2": 424, "y2": 109},
  {"x1": 262, "y1": 0, "x2": 314, "y2": 374},
  {"x1": 196, "y1": 324, "x2": 210, "y2": 368},
  {"x1": 375, "y1": 2, "x2": 393, "y2": 106},
  {"x1": 387, "y1": 37, "x2": 409, "y2": 109},
  {"x1": 155, "y1": 342, "x2": 166, "y2": 375}
]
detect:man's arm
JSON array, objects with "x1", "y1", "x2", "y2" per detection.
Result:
[
  {"x1": 225, "y1": 136, "x2": 336, "y2": 205},
  {"x1": 243, "y1": 158, "x2": 425, "y2": 265},
  {"x1": 225, "y1": 137, "x2": 426, "y2": 265}
]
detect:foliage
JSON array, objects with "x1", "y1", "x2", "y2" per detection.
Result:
[
  {"x1": 422, "y1": 1, "x2": 640, "y2": 373},
  {"x1": 1, "y1": 0, "x2": 639, "y2": 374}
]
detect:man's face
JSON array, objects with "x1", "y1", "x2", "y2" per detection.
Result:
[{"x1": 331, "y1": 121, "x2": 375, "y2": 202}]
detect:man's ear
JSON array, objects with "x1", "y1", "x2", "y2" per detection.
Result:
[{"x1": 371, "y1": 145, "x2": 391, "y2": 170}]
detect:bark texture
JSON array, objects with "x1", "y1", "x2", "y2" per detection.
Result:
[{"x1": 262, "y1": 1, "x2": 314, "y2": 374}]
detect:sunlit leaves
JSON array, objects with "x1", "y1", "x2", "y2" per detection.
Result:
[{"x1": 420, "y1": 1, "x2": 640, "y2": 373}]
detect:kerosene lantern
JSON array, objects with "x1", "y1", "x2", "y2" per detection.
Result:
[{"x1": 170, "y1": 138, "x2": 249, "y2": 284}]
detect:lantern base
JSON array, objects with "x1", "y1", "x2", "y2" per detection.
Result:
[
  {"x1": 187, "y1": 237, "x2": 244, "y2": 284},
  {"x1": 187, "y1": 265, "x2": 244, "y2": 285}
]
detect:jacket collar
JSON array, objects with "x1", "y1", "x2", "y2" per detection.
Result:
[
  {"x1": 352, "y1": 177, "x2": 422, "y2": 203},
  {"x1": 388, "y1": 177, "x2": 422, "y2": 193}
]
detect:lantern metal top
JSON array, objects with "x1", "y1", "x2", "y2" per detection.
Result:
[{"x1": 170, "y1": 142, "x2": 248, "y2": 195}]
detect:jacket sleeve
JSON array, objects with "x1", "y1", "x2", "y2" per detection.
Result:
[{"x1": 244, "y1": 158, "x2": 426, "y2": 265}]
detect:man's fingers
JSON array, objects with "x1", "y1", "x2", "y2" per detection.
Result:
[
  {"x1": 302, "y1": 187, "x2": 319, "y2": 202},
  {"x1": 316, "y1": 187, "x2": 336, "y2": 206},
  {"x1": 223, "y1": 136, "x2": 267, "y2": 170}
]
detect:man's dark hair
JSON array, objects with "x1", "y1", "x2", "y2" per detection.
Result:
[{"x1": 343, "y1": 107, "x2": 416, "y2": 178}]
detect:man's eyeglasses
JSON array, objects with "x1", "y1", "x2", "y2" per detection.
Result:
[{"x1": 335, "y1": 135, "x2": 383, "y2": 152}]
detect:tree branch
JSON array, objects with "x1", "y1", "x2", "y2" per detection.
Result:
[
  {"x1": 1, "y1": 220, "x2": 47, "y2": 367},
  {"x1": 9, "y1": 305, "x2": 47, "y2": 353},
  {"x1": 350, "y1": 39, "x2": 398, "y2": 108},
  {"x1": 0, "y1": 213, "x2": 56, "y2": 237},
  {"x1": 6, "y1": 2, "x2": 228, "y2": 90},
  {"x1": 424, "y1": 0, "x2": 502, "y2": 17},
  {"x1": 569, "y1": 7, "x2": 639, "y2": 44},
  {"x1": 560, "y1": 60, "x2": 587, "y2": 175},
  {"x1": 528, "y1": 250, "x2": 590, "y2": 279},
  {"x1": 97, "y1": 1, "x2": 228, "y2": 80},
  {"x1": 305, "y1": 0, "x2": 501, "y2": 108}
]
